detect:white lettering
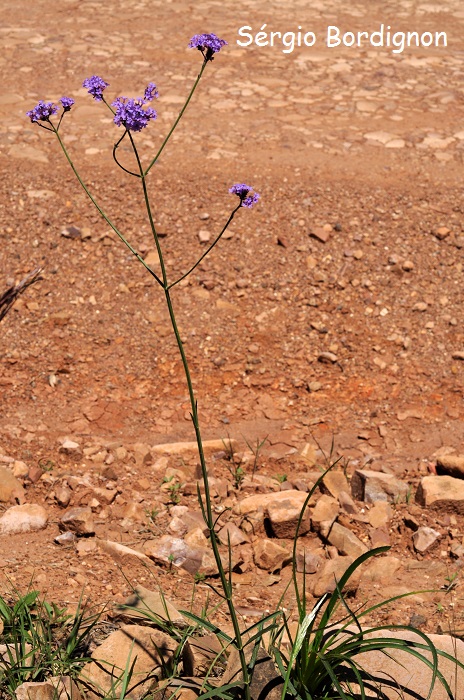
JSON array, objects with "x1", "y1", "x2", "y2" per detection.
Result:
[
  {"x1": 270, "y1": 31, "x2": 281, "y2": 46},
  {"x1": 391, "y1": 32, "x2": 406, "y2": 54},
  {"x1": 237, "y1": 26, "x2": 253, "y2": 47},
  {"x1": 304, "y1": 31, "x2": 316, "y2": 47},
  {"x1": 282, "y1": 32, "x2": 295, "y2": 53},
  {"x1": 327, "y1": 26, "x2": 341, "y2": 48},
  {"x1": 343, "y1": 31, "x2": 355, "y2": 47},
  {"x1": 421, "y1": 31, "x2": 433, "y2": 47},
  {"x1": 255, "y1": 25, "x2": 268, "y2": 47},
  {"x1": 435, "y1": 31, "x2": 447, "y2": 46}
]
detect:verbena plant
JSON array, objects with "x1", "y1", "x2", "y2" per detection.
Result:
[{"x1": 25, "y1": 33, "x2": 463, "y2": 700}]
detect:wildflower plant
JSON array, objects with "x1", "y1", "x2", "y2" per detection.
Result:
[
  {"x1": 26, "y1": 31, "x2": 463, "y2": 700},
  {"x1": 27, "y1": 31, "x2": 258, "y2": 699}
]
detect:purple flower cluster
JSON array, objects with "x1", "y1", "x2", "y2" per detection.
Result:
[
  {"x1": 144, "y1": 82, "x2": 159, "y2": 102},
  {"x1": 60, "y1": 96, "x2": 75, "y2": 111},
  {"x1": 26, "y1": 100, "x2": 59, "y2": 123},
  {"x1": 111, "y1": 81, "x2": 159, "y2": 132},
  {"x1": 229, "y1": 183, "x2": 260, "y2": 209},
  {"x1": 112, "y1": 96, "x2": 157, "y2": 133},
  {"x1": 82, "y1": 75, "x2": 109, "y2": 101},
  {"x1": 189, "y1": 33, "x2": 227, "y2": 60}
]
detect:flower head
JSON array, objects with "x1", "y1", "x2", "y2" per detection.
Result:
[
  {"x1": 229, "y1": 183, "x2": 260, "y2": 208},
  {"x1": 189, "y1": 33, "x2": 227, "y2": 60},
  {"x1": 112, "y1": 96, "x2": 157, "y2": 132},
  {"x1": 26, "y1": 100, "x2": 59, "y2": 123},
  {"x1": 144, "y1": 82, "x2": 159, "y2": 102},
  {"x1": 83, "y1": 75, "x2": 109, "y2": 101},
  {"x1": 60, "y1": 96, "x2": 75, "y2": 112}
]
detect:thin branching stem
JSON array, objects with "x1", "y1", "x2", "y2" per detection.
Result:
[
  {"x1": 52, "y1": 127, "x2": 163, "y2": 287},
  {"x1": 167, "y1": 204, "x2": 242, "y2": 290},
  {"x1": 128, "y1": 128, "x2": 251, "y2": 700},
  {"x1": 113, "y1": 130, "x2": 141, "y2": 178},
  {"x1": 144, "y1": 58, "x2": 208, "y2": 177}
]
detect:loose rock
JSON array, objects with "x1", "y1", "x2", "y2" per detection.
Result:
[
  {"x1": 416, "y1": 475, "x2": 464, "y2": 514},
  {"x1": 60, "y1": 507, "x2": 95, "y2": 535},
  {"x1": 0, "y1": 504, "x2": 48, "y2": 535},
  {"x1": 0, "y1": 466, "x2": 25, "y2": 504}
]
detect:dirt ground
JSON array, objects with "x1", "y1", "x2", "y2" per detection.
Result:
[{"x1": 1, "y1": 0, "x2": 464, "y2": 637}]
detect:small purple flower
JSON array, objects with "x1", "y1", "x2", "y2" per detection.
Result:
[
  {"x1": 229, "y1": 183, "x2": 260, "y2": 208},
  {"x1": 26, "y1": 100, "x2": 59, "y2": 123},
  {"x1": 83, "y1": 75, "x2": 109, "y2": 101},
  {"x1": 144, "y1": 82, "x2": 159, "y2": 102},
  {"x1": 60, "y1": 96, "x2": 75, "y2": 112},
  {"x1": 112, "y1": 96, "x2": 157, "y2": 132},
  {"x1": 189, "y1": 33, "x2": 227, "y2": 60}
]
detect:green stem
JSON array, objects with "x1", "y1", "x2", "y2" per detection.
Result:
[
  {"x1": 128, "y1": 130, "x2": 251, "y2": 700},
  {"x1": 52, "y1": 127, "x2": 163, "y2": 287},
  {"x1": 127, "y1": 130, "x2": 168, "y2": 287},
  {"x1": 144, "y1": 58, "x2": 208, "y2": 177},
  {"x1": 113, "y1": 130, "x2": 140, "y2": 178},
  {"x1": 167, "y1": 204, "x2": 241, "y2": 290},
  {"x1": 163, "y1": 287, "x2": 251, "y2": 697}
]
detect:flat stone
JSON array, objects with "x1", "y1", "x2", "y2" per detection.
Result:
[
  {"x1": 362, "y1": 556, "x2": 402, "y2": 583},
  {"x1": 327, "y1": 522, "x2": 368, "y2": 558},
  {"x1": 16, "y1": 677, "x2": 83, "y2": 700},
  {"x1": 295, "y1": 546, "x2": 322, "y2": 574},
  {"x1": 253, "y1": 539, "x2": 291, "y2": 572},
  {"x1": 234, "y1": 490, "x2": 311, "y2": 535},
  {"x1": 54, "y1": 531, "x2": 76, "y2": 545},
  {"x1": 97, "y1": 539, "x2": 150, "y2": 564},
  {"x1": 80, "y1": 625, "x2": 178, "y2": 700},
  {"x1": 266, "y1": 492, "x2": 311, "y2": 538},
  {"x1": 118, "y1": 585, "x2": 186, "y2": 627},
  {"x1": 183, "y1": 634, "x2": 225, "y2": 677},
  {"x1": 59, "y1": 439, "x2": 82, "y2": 457},
  {"x1": 338, "y1": 490, "x2": 358, "y2": 515},
  {"x1": 54, "y1": 485, "x2": 72, "y2": 507},
  {"x1": 0, "y1": 504, "x2": 48, "y2": 534},
  {"x1": 217, "y1": 522, "x2": 249, "y2": 546},
  {"x1": 347, "y1": 630, "x2": 464, "y2": 699},
  {"x1": 351, "y1": 469, "x2": 409, "y2": 503},
  {"x1": 142, "y1": 535, "x2": 206, "y2": 575},
  {"x1": 91, "y1": 486, "x2": 118, "y2": 504},
  {"x1": 368, "y1": 501, "x2": 393, "y2": 528},
  {"x1": 309, "y1": 226, "x2": 331, "y2": 243},
  {"x1": 321, "y1": 471, "x2": 350, "y2": 498},
  {"x1": 436, "y1": 455, "x2": 464, "y2": 479},
  {"x1": 310, "y1": 495, "x2": 339, "y2": 538},
  {"x1": 312, "y1": 556, "x2": 361, "y2": 597},
  {"x1": 413, "y1": 526, "x2": 441, "y2": 553},
  {"x1": 0, "y1": 466, "x2": 25, "y2": 504},
  {"x1": 12, "y1": 461, "x2": 29, "y2": 478},
  {"x1": 60, "y1": 506, "x2": 95, "y2": 535},
  {"x1": 416, "y1": 475, "x2": 464, "y2": 514},
  {"x1": 370, "y1": 527, "x2": 391, "y2": 547},
  {"x1": 152, "y1": 439, "x2": 239, "y2": 456},
  {"x1": 9, "y1": 145, "x2": 49, "y2": 164},
  {"x1": 364, "y1": 131, "x2": 399, "y2": 145}
]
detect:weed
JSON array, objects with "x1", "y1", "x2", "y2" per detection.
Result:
[
  {"x1": 0, "y1": 587, "x2": 101, "y2": 698},
  {"x1": 38, "y1": 458, "x2": 54, "y2": 472},
  {"x1": 162, "y1": 475, "x2": 183, "y2": 505},
  {"x1": 222, "y1": 437, "x2": 246, "y2": 490},
  {"x1": 243, "y1": 435, "x2": 268, "y2": 481}
]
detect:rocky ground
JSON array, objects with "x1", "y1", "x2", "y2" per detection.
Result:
[{"x1": 1, "y1": 0, "x2": 464, "y2": 683}]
